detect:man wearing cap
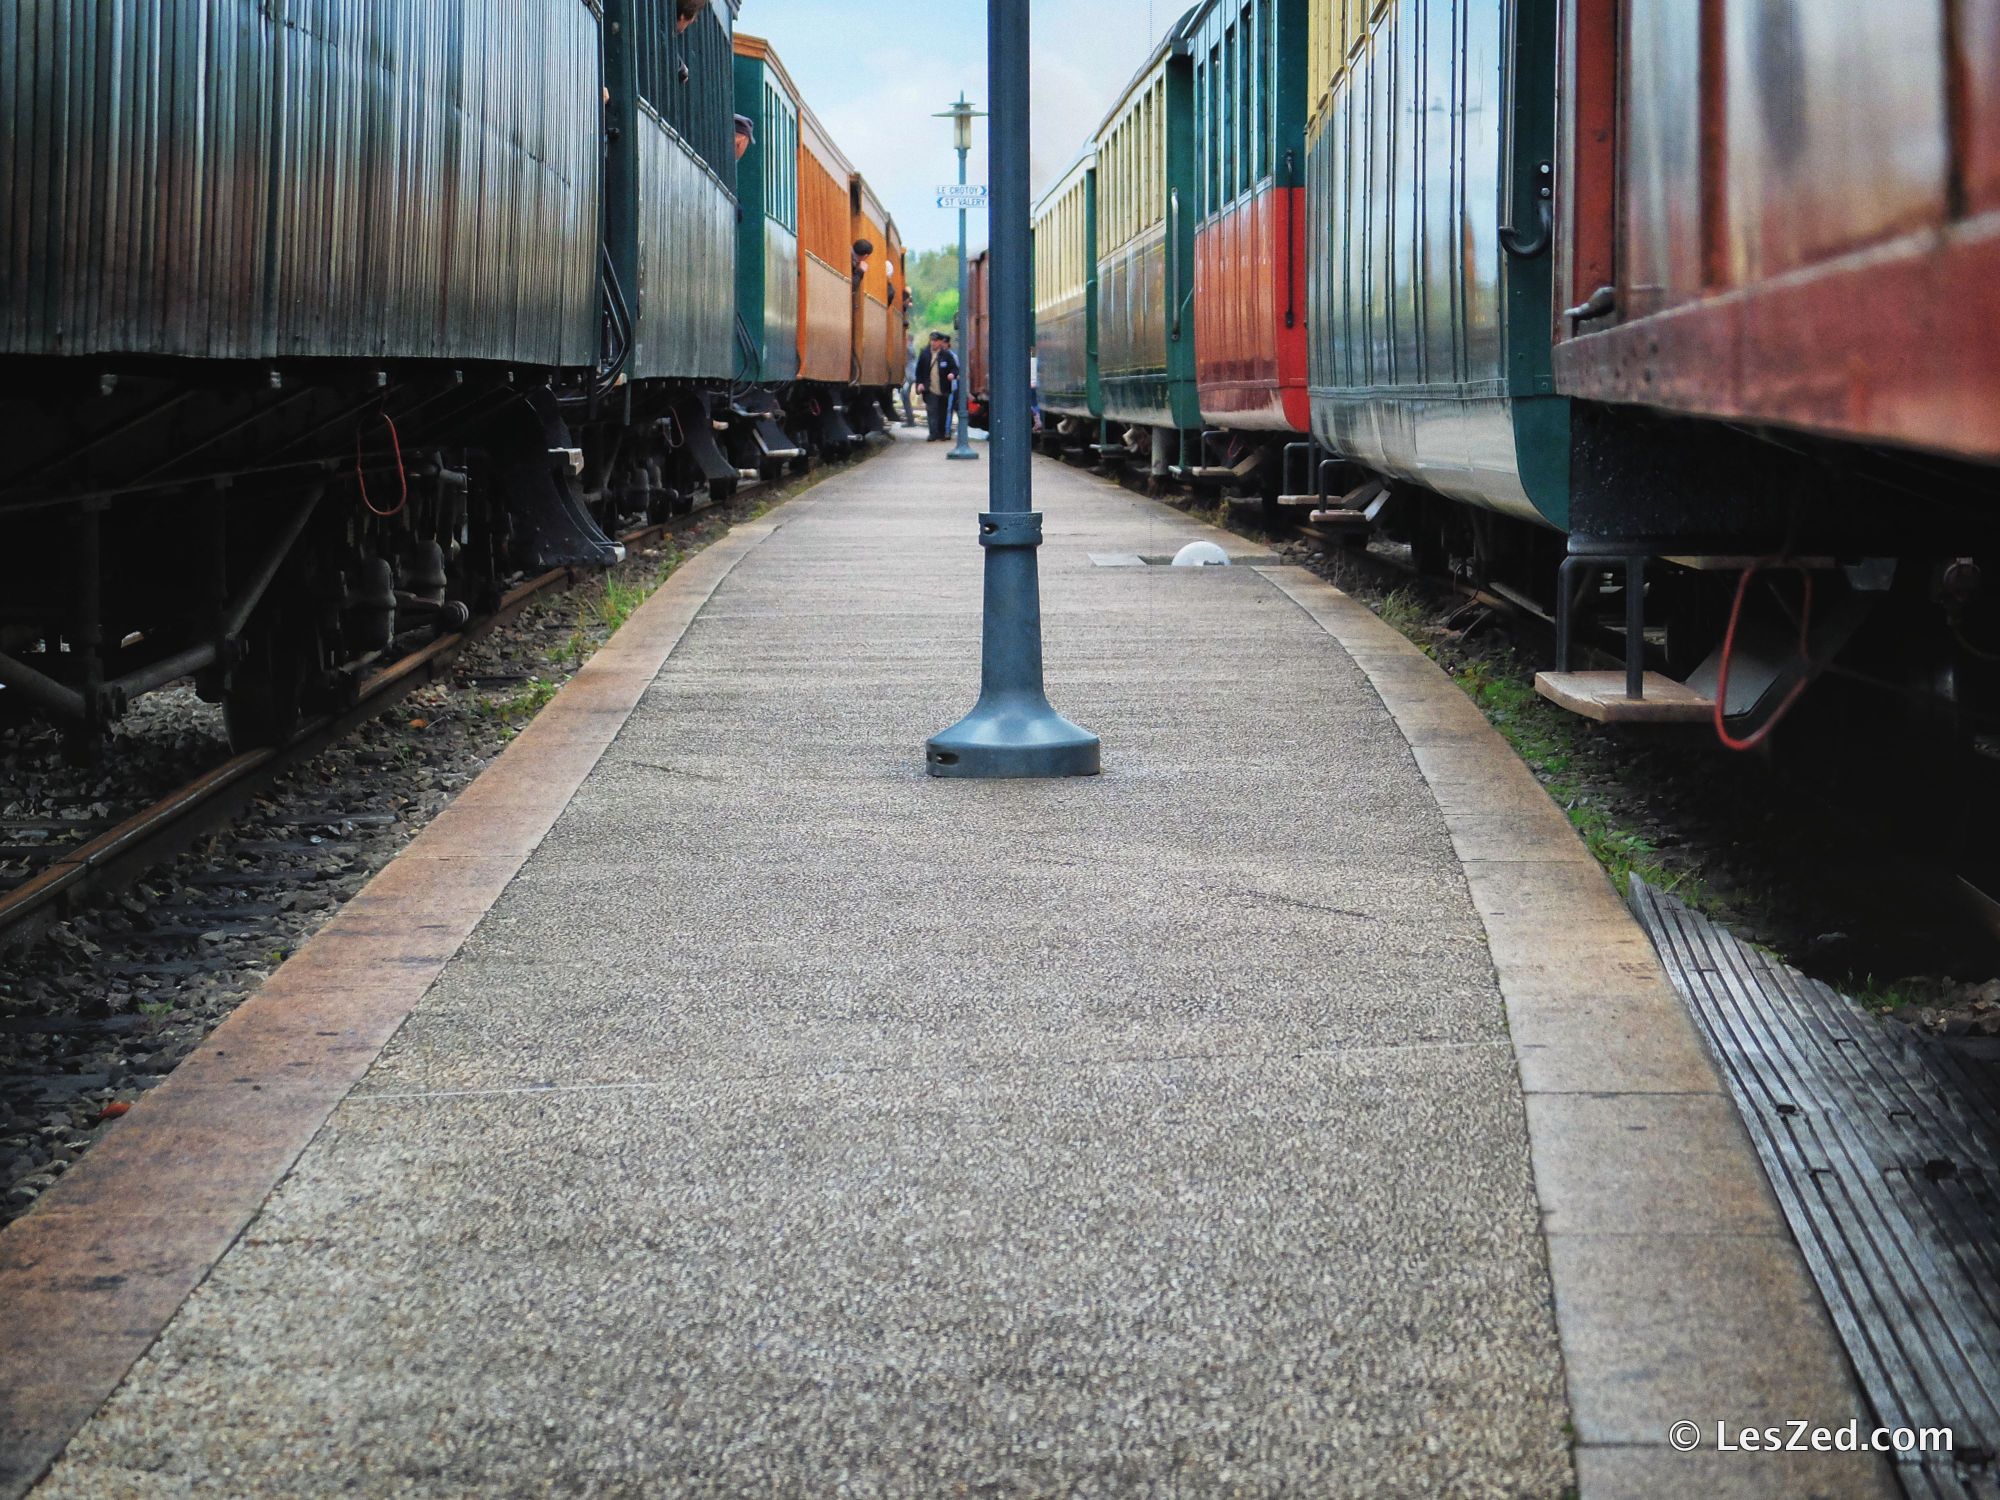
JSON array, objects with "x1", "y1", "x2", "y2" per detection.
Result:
[{"x1": 913, "y1": 332, "x2": 960, "y2": 443}]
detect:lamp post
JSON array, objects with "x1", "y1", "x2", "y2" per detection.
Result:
[
  {"x1": 934, "y1": 93, "x2": 983, "y2": 462},
  {"x1": 925, "y1": 0, "x2": 1100, "y2": 779}
]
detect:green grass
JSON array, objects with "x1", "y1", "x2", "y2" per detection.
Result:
[
  {"x1": 474, "y1": 676, "x2": 557, "y2": 726},
  {"x1": 1847, "y1": 975, "x2": 1927, "y2": 1014},
  {"x1": 1376, "y1": 587, "x2": 1428, "y2": 636},
  {"x1": 594, "y1": 575, "x2": 648, "y2": 634},
  {"x1": 1453, "y1": 658, "x2": 1710, "y2": 905}
]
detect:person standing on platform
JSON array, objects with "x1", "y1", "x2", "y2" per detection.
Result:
[
  {"x1": 915, "y1": 332, "x2": 959, "y2": 442},
  {"x1": 1028, "y1": 342, "x2": 1042, "y2": 434},
  {"x1": 900, "y1": 338, "x2": 918, "y2": 427},
  {"x1": 937, "y1": 334, "x2": 962, "y2": 442}
]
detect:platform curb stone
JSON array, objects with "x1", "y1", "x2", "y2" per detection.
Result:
[
  {"x1": 0, "y1": 506, "x2": 795, "y2": 1500},
  {"x1": 1252, "y1": 562, "x2": 1896, "y2": 1500}
]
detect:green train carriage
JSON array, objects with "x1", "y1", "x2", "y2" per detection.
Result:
[
  {"x1": 1093, "y1": 15, "x2": 1204, "y2": 463},
  {"x1": 1303, "y1": 0, "x2": 1569, "y2": 532},
  {"x1": 1032, "y1": 151, "x2": 1102, "y2": 428}
]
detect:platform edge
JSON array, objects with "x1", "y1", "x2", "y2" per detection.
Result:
[
  {"x1": 0, "y1": 512, "x2": 791, "y2": 1500},
  {"x1": 1251, "y1": 564, "x2": 1897, "y2": 1500}
]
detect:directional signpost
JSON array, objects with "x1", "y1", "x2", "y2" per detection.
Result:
[{"x1": 933, "y1": 96, "x2": 986, "y2": 463}]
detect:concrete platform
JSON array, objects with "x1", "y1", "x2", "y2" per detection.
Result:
[{"x1": 5, "y1": 436, "x2": 1890, "y2": 1497}]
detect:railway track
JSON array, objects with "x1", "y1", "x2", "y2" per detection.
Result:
[
  {"x1": 1164, "y1": 472, "x2": 2000, "y2": 968},
  {"x1": 0, "y1": 504, "x2": 739, "y2": 954}
]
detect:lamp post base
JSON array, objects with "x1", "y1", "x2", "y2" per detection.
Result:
[
  {"x1": 925, "y1": 693, "x2": 1100, "y2": 778},
  {"x1": 946, "y1": 448, "x2": 981, "y2": 461}
]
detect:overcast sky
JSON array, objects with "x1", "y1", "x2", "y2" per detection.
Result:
[{"x1": 742, "y1": 1, "x2": 1178, "y2": 253}]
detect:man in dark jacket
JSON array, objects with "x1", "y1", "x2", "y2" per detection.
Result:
[{"x1": 913, "y1": 332, "x2": 960, "y2": 442}]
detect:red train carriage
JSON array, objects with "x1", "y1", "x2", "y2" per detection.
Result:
[
  {"x1": 966, "y1": 249, "x2": 992, "y2": 428},
  {"x1": 1538, "y1": 0, "x2": 2000, "y2": 740},
  {"x1": 1189, "y1": 0, "x2": 1312, "y2": 436},
  {"x1": 1555, "y1": 0, "x2": 2000, "y2": 466}
]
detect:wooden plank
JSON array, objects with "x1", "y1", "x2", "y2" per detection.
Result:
[{"x1": 1534, "y1": 670, "x2": 1714, "y2": 723}]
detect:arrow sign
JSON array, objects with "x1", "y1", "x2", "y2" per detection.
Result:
[{"x1": 936, "y1": 186, "x2": 989, "y2": 211}]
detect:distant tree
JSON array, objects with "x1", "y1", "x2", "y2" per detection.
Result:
[
  {"x1": 919, "y1": 289, "x2": 960, "y2": 336},
  {"x1": 905, "y1": 246, "x2": 961, "y2": 322}
]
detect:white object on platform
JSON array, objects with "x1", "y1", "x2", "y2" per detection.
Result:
[{"x1": 1172, "y1": 541, "x2": 1231, "y2": 567}]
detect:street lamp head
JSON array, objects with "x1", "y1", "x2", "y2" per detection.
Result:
[{"x1": 932, "y1": 92, "x2": 987, "y2": 155}]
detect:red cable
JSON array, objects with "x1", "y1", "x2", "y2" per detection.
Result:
[
  {"x1": 356, "y1": 412, "x2": 408, "y2": 519},
  {"x1": 1713, "y1": 560, "x2": 1816, "y2": 752}
]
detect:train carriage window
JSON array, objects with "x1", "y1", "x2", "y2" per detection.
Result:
[
  {"x1": 1143, "y1": 91, "x2": 1154, "y2": 229},
  {"x1": 1245, "y1": 4, "x2": 1259, "y2": 186},
  {"x1": 1232, "y1": 4, "x2": 1248, "y2": 198},
  {"x1": 1104, "y1": 130, "x2": 1120, "y2": 250},
  {"x1": 1132, "y1": 101, "x2": 1142, "y2": 236},
  {"x1": 1221, "y1": 26, "x2": 1234, "y2": 203},
  {"x1": 634, "y1": 1, "x2": 736, "y2": 188},
  {"x1": 1210, "y1": 44, "x2": 1224, "y2": 208},
  {"x1": 1130, "y1": 108, "x2": 1139, "y2": 237},
  {"x1": 1123, "y1": 121, "x2": 1132, "y2": 245},
  {"x1": 1195, "y1": 56, "x2": 1207, "y2": 219},
  {"x1": 1107, "y1": 130, "x2": 1118, "y2": 248},
  {"x1": 1259, "y1": 0, "x2": 1274, "y2": 177},
  {"x1": 1144, "y1": 93, "x2": 1153, "y2": 229},
  {"x1": 1130, "y1": 108, "x2": 1138, "y2": 237},
  {"x1": 1119, "y1": 113, "x2": 1128, "y2": 245}
]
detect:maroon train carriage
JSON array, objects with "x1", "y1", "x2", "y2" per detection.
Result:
[
  {"x1": 1535, "y1": 0, "x2": 2000, "y2": 758},
  {"x1": 966, "y1": 249, "x2": 993, "y2": 430}
]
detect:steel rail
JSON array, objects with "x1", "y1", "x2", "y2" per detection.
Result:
[{"x1": 0, "y1": 508, "x2": 714, "y2": 952}]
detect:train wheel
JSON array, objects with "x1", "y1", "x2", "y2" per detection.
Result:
[{"x1": 224, "y1": 620, "x2": 313, "y2": 751}]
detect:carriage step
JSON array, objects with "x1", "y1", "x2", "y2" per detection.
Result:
[{"x1": 1534, "y1": 671, "x2": 1714, "y2": 724}]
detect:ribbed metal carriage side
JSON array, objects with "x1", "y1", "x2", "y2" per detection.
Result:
[
  {"x1": 0, "y1": 0, "x2": 602, "y2": 367},
  {"x1": 631, "y1": 110, "x2": 739, "y2": 382},
  {"x1": 625, "y1": 0, "x2": 740, "y2": 383}
]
